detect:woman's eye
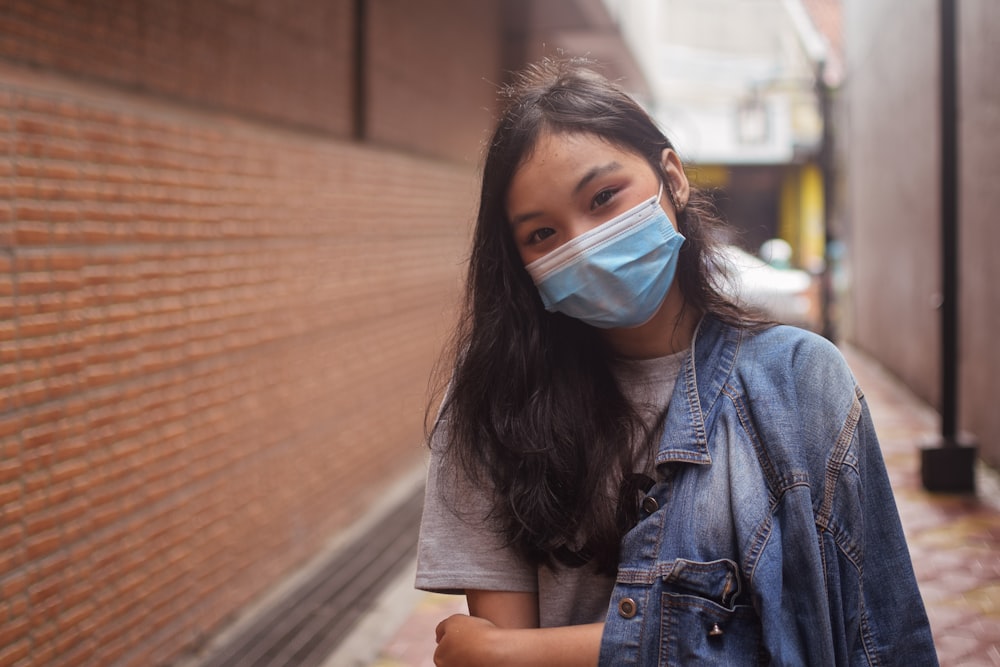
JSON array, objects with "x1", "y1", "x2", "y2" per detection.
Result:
[
  {"x1": 591, "y1": 188, "x2": 618, "y2": 209},
  {"x1": 526, "y1": 227, "x2": 555, "y2": 245}
]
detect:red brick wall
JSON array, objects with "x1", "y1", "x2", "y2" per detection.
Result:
[
  {"x1": 0, "y1": 1, "x2": 502, "y2": 665},
  {"x1": 0, "y1": 68, "x2": 476, "y2": 666},
  {"x1": 367, "y1": 0, "x2": 502, "y2": 163},
  {"x1": 0, "y1": 0, "x2": 356, "y2": 136}
]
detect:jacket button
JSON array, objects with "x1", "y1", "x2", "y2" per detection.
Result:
[
  {"x1": 618, "y1": 597, "x2": 638, "y2": 619},
  {"x1": 709, "y1": 622, "x2": 724, "y2": 637},
  {"x1": 641, "y1": 496, "x2": 659, "y2": 513}
]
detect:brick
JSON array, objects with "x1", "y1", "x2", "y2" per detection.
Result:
[
  {"x1": 0, "y1": 569, "x2": 28, "y2": 599},
  {"x1": 0, "y1": 639, "x2": 30, "y2": 665},
  {"x1": 27, "y1": 574, "x2": 61, "y2": 607},
  {"x1": 17, "y1": 312, "x2": 61, "y2": 338},
  {"x1": 49, "y1": 459, "x2": 87, "y2": 486},
  {"x1": 0, "y1": 482, "x2": 19, "y2": 508},
  {"x1": 14, "y1": 271, "x2": 51, "y2": 295},
  {"x1": 23, "y1": 529, "x2": 60, "y2": 561},
  {"x1": 14, "y1": 202, "x2": 49, "y2": 222},
  {"x1": 26, "y1": 645, "x2": 57, "y2": 667},
  {"x1": 46, "y1": 251, "x2": 85, "y2": 272},
  {"x1": 0, "y1": 615, "x2": 29, "y2": 647},
  {"x1": 27, "y1": 596, "x2": 59, "y2": 636},
  {"x1": 14, "y1": 379, "x2": 46, "y2": 407},
  {"x1": 0, "y1": 457, "x2": 21, "y2": 485},
  {"x1": 12, "y1": 221, "x2": 50, "y2": 245}
]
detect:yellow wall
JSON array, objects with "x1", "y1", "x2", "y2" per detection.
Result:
[{"x1": 779, "y1": 163, "x2": 825, "y2": 272}]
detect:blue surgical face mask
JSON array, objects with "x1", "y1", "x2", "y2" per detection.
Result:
[{"x1": 524, "y1": 185, "x2": 685, "y2": 329}]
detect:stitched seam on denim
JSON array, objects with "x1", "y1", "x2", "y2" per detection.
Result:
[
  {"x1": 818, "y1": 528, "x2": 830, "y2": 636},
  {"x1": 664, "y1": 559, "x2": 744, "y2": 609},
  {"x1": 617, "y1": 559, "x2": 685, "y2": 585},
  {"x1": 722, "y1": 385, "x2": 780, "y2": 497},
  {"x1": 828, "y1": 508, "x2": 864, "y2": 569},
  {"x1": 743, "y1": 512, "x2": 771, "y2": 595},
  {"x1": 656, "y1": 322, "x2": 708, "y2": 465},
  {"x1": 616, "y1": 569, "x2": 659, "y2": 585},
  {"x1": 721, "y1": 385, "x2": 777, "y2": 584},
  {"x1": 652, "y1": 475, "x2": 668, "y2": 583},
  {"x1": 816, "y1": 388, "x2": 863, "y2": 533},
  {"x1": 699, "y1": 319, "x2": 744, "y2": 419},
  {"x1": 663, "y1": 593, "x2": 757, "y2": 616},
  {"x1": 653, "y1": 451, "x2": 711, "y2": 464},
  {"x1": 660, "y1": 591, "x2": 674, "y2": 667},
  {"x1": 638, "y1": 588, "x2": 649, "y2": 667},
  {"x1": 857, "y1": 593, "x2": 884, "y2": 667},
  {"x1": 684, "y1": 318, "x2": 706, "y2": 444}
]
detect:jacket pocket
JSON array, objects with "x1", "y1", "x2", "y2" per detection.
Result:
[{"x1": 658, "y1": 559, "x2": 762, "y2": 666}]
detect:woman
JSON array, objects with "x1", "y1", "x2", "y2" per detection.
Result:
[{"x1": 416, "y1": 59, "x2": 936, "y2": 666}]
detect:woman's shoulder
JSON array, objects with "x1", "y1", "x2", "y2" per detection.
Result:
[
  {"x1": 722, "y1": 323, "x2": 860, "y2": 429},
  {"x1": 719, "y1": 324, "x2": 866, "y2": 488},
  {"x1": 738, "y1": 323, "x2": 853, "y2": 386}
]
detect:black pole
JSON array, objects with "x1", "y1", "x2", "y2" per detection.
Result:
[
  {"x1": 817, "y1": 63, "x2": 837, "y2": 343},
  {"x1": 920, "y1": 0, "x2": 977, "y2": 493},
  {"x1": 940, "y1": 0, "x2": 958, "y2": 441}
]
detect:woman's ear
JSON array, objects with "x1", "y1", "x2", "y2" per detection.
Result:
[{"x1": 660, "y1": 148, "x2": 690, "y2": 213}]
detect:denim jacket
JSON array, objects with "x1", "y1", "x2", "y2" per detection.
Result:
[{"x1": 599, "y1": 316, "x2": 937, "y2": 666}]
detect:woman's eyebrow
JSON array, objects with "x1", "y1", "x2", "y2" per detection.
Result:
[
  {"x1": 573, "y1": 161, "x2": 622, "y2": 195},
  {"x1": 509, "y1": 161, "x2": 624, "y2": 227},
  {"x1": 510, "y1": 210, "x2": 542, "y2": 227}
]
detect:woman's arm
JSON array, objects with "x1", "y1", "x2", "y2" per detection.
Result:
[
  {"x1": 433, "y1": 590, "x2": 603, "y2": 667},
  {"x1": 467, "y1": 590, "x2": 539, "y2": 628}
]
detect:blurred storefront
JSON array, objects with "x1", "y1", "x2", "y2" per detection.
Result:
[
  {"x1": 604, "y1": 0, "x2": 839, "y2": 333},
  {"x1": 608, "y1": 0, "x2": 836, "y2": 279}
]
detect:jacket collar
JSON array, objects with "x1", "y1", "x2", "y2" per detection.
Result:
[{"x1": 655, "y1": 314, "x2": 742, "y2": 466}]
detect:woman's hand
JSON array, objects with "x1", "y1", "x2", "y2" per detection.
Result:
[
  {"x1": 433, "y1": 612, "x2": 603, "y2": 667},
  {"x1": 434, "y1": 613, "x2": 504, "y2": 666}
]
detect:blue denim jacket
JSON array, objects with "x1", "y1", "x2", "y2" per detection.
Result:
[{"x1": 600, "y1": 316, "x2": 937, "y2": 666}]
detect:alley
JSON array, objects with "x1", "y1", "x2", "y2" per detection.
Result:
[{"x1": 353, "y1": 344, "x2": 1000, "y2": 667}]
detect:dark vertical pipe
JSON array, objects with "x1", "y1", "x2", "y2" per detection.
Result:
[
  {"x1": 352, "y1": 0, "x2": 367, "y2": 140},
  {"x1": 921, "y1": 0, "x2": 976, "y2": 493},
  {"x1": 817, "y1": 63, "x2": 837, "y2": 343},
  {"x1": 940, "y1": 0, "x2": 958, "y2": 441}
]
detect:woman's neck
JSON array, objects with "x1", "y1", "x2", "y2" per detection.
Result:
[{"x1": 600, "y1": 286, "x2": 698, "y2": 360}]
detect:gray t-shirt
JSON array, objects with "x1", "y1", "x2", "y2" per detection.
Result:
[{"x1": 415, "y1": 349, "x2": 687, "y2": 627}]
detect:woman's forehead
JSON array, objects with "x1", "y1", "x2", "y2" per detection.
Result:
[{"x1": 513, "y1": 130, "x2": 645, "y2": 179}]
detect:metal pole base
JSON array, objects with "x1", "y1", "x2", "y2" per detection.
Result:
[{"x1": 920, "y1": 436, "x2": 978, "y2": 493}]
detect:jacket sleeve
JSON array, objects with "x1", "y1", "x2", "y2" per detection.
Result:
[
  {"x1": 750, "y1": 333, "x2": 938, "y2": 666},
  {"x1": 820, "y1": 391, "x2": 938, "y2": 666}
]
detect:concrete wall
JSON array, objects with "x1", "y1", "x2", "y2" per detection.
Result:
[
  {"x1": 843, "y1": 0, "x2": 1000, "y2": 466},
  {"x1": 0, "y1": 1, "x2": 501, "y2": 664},
  {"x1": 956, "y1": 0, "x2": 1000, "y2": 469}
]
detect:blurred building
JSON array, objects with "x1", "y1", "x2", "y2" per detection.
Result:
[
  {"x1": 0, "y1": 1, "x2": 643, "y2": 665},
  {"x1": 841, "y1": 0, "x2": 1000, "y2": 469},
  {"x1": 608, "y1": 0, "x2": 835, "y2": 279}
]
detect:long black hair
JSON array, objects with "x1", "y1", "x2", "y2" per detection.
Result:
[{"x1": 431, "y1": 59, "x2": 755, "y2": 575}]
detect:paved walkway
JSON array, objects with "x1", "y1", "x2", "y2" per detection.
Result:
[{"x1": 352, "y1": 345, "x2": 1000, "y2": 667}]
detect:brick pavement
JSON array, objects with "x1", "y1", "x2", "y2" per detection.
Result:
[
  {"x1": 844, "y1": 347, "x2": 1000, "y2": 666},
  {"x1": 363, "y1": 345, "x2": 1000, "y2": 666}
]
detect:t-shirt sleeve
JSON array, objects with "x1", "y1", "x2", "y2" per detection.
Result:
[{"x1": 415, "y1": 422, "x2": 538, "y2": 595}]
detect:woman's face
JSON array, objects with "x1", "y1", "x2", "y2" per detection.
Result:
[{"x1": 505, "y1": 130, "x2": 687, "y2": 266}]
